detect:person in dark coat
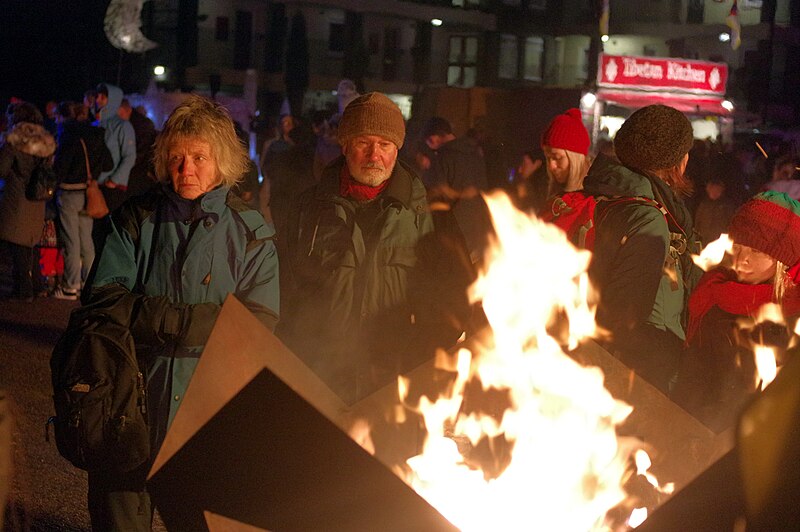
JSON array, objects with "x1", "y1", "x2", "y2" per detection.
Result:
[
  {"x1": 583, "y1": 105, "x2": 703, "y2": 394},
  {"x1": 117, "y1": 98, "x2": 158, "y2": 198},
  {"x1": 0, "y1": 102, "x2": 57, "y2": 301},
  {"x1": 278, "y1": 93, "x2": 473, "y2": 404},
  {"x1": 422, "y1": 116, "x2": 491, "y2": 264},
  {"x1": 693, "y1": 177, "x2": 737, "y2": 247},
  {"x1": 52, "y1": 101, "x2": 113, "y2": 300},
  {"x1": 675, "y1": 192, "x2": 800, "y2": 432}
]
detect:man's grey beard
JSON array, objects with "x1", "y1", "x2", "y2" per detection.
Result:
[{"x1": 351, "y1": 161, "x2": 395, "y2": 187}]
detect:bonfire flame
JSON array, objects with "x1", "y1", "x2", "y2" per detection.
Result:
[
  {"x1": 691, "y1": 233, "x2": 733, "y2": 271},
  {"x1": 398, "y1": 193, "x2": 645, "y2": 530}
]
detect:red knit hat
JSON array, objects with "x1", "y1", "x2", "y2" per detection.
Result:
[
  {"x1": 540, "y1": 108, "x2": 590, "y2": 156},
  {"x1": 728, "y1": 191, "x2": 800, "y2": 267}
]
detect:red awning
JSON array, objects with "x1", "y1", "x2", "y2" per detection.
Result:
[{"x1": 597, "y1": 89, "x2": 731, "y2": 116}]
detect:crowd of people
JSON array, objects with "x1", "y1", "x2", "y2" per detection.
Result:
[{"x1": 1, "y1": 84, "x2": 800, "y2": 529}]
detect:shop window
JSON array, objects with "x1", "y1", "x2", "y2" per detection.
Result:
[
  {"x1": 329, "y1": 22, "x2": 345, "y2": 53},
  {"x1": 215, "y1": 17, "x2": 229, "y2": 41},
  {"x1": 499, "y1": 34, "x2": 518, "y2": 80},
  {"x1": 523, "y1": 36, "x2": 543, "y2": 81},
  {"x1": 448, "y1": 36, "x2": 478, "y2": 88},
  {"x1": 528, "y1": 0, "x2": 547, "y2": 9}
]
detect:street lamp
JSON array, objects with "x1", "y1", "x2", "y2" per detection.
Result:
[
  {"x1": 719, "y1": 33, "x2": 731, "y2": 43},
  {"x1": 431, "y1": 19, "x2": 443, "y2": 27},
  {"x1": 722, "y1": 100, "x2": 734, "y2": 112}
]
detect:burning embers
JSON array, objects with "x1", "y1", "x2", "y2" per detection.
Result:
[{"x1": 370, "y1": 193, "x2": 666, "y2": 530}]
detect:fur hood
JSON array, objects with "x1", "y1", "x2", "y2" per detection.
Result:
[{"x1": 3, "y1": 122, "x2": 57, "y2": 158}]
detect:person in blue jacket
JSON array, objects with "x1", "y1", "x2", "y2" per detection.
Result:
[
  {"x1": 94, "y1": 83, "x2": 136, "y2": 213},
  {"x1": 82, "y1": 94, "x2": 279, "y2": 530}
]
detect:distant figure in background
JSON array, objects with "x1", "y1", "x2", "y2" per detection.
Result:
[
  {"x1": 511, "y1": 149, "x2": 548, "y2": 215},
  {"x1": 312, "y1": 111, "x2": 341, "y2": 180},
  {"x1": 0, "y1": 102, "x2": 57, "y2": 301},
  {"x1": 336, "y1": 79, "x2": 360, "y2": 114},
  {"x1": 117, "y1": 98, "x2": 157, "y2": 197},
  {"x1": 763, "y1": 155, "x2": 800, "y2": 200},
  {"x1": 693, "y1": 177, "x2": 737, "y2": 247},
  {"x1": 83, "y1": 89, "x2": 98, "y2": 123},
  {"x1": 259, "y1": 113, "x2": 295, "y2": 178},
  {"x1": 230, "y1": 121, "x2": 260, "y2": 210},
  {"x1": 93, "y1": 83, "x2": 136, "y2": 213},
  {"x1": 423, "y1": 116, "x2": 490, "y2": 264},
  {"x1": 43, "y1": 100, "x2": 58, "y2": 136},
  {"x1": 52, "y1": 101, "x2": 113, "y2": 300}
]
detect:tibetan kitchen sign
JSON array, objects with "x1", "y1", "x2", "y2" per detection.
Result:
[{"x1": 598, "y1": 53, "x2": 728, "y2": 95}]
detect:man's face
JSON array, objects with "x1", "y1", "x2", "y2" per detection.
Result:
[
  {"x1": 118, "y1": 106, "x2": 132, "y2": 121},
  {"x1": 344, "y1": 134, "x2": 398, "y2": 187},
  {"x1": 95, "y1": 93, "x2": 108, "y2": 110},
  {"x1": 167, "y1": 137, "x2": 220, "y2": 200}
]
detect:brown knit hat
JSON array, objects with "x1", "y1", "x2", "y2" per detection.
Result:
[
  {"x1": 613, "y1": 105, "x2": 693, "y2": 171},
  {"x1": 337, "y1": 92, "x2": 406, "y2": 149},
  {"x1": 728, "y1": 191, "x2": 800, "y2": 267}
]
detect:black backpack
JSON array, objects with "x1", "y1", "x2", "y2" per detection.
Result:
[
  {"x1": 25, "y1": 156, "x2": 57, "y2": 202},
  {"x1": 48, "y1": 310, "x2": 149, "y2": 473}
]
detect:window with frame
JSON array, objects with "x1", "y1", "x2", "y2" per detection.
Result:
[
  {"x1": 523, "y1": 36, "x2": 543, "y2": 81},
  {"x1": 447, "y1": 35, "x2": 478, "y2": 88},
  {"x1": 498, "y1": 34, "x2": 519, "y2": 80}
]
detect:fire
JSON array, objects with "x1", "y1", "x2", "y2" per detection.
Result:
[
  {"x1": 397, "y1": 192, "x2": 642, "y2": 530},
  {"x1": 754, "y1": 346, "x2": 778, "y2": 390},
  {"x1": 691, "y1": 233, "x2": 733, "y2": 271}
]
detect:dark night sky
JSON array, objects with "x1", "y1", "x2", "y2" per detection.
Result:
[{"x1": 0, "y1": 0, "x2": 144, "y2": 108}]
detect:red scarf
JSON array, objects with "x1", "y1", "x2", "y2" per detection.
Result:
[
  {"x1": 686, "y1": 263, "x2": 800, "y2": 344},
  {"x1": 338, "y1": 165, "x2": 389, "y2": 202}
]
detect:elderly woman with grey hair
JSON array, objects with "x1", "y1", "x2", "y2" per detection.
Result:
[{"x1": 80, "y1": 95, "x2": 279, "y2": 530}]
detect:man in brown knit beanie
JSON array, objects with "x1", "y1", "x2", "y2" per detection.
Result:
[{"x1": 278, "y1": 92, "x2": 472, "y2": 405}]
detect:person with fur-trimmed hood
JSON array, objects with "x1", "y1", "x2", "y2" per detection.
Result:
[
  {"x1": 583, "y1": 104, "x2": 703, "y2": 394},
  {"x1": 0, "y1": 101, "x2": 57, "y2": 301},
  {"x1": 674, "y1": 192, "x2": 800, "y2": 431}
]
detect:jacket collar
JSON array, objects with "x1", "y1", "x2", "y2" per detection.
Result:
[
  {"x1": 319, "y1": 156, "x2": 420, "y2": 210},
  {"x1": 163, "y1": 183, "x2": 230, "y2": 220}
]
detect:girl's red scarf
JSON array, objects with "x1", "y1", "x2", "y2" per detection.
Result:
[
  {"x1": 686, "y1": 263, "x2": 800, "y2": 344},
  {"x1": 339, "y1": 165, "x2": 389, "y2": 202}
]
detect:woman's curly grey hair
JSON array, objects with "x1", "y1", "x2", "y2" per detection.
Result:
[{"x1": 154, "y1": 95, "x2": 249, "y2": 188}]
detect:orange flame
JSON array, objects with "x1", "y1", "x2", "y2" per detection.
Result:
[{"x1": 396, "y1": 192, "x2": 645, "y2": 530}]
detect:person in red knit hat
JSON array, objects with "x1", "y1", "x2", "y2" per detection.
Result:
[
  {"x1": 540, "y1": 108, "x2": 591, "y2": 195},
  {"x1": 674, "y1": 191, "x2": 800, "y2": 432}
]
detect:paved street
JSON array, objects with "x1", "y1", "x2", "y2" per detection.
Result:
[{"x1": 0, "y1": 293, "x2": 89, "y2": 531}]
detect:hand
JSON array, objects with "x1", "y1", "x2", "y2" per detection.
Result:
[{"x1": 104, "y1": 180, "x2": 117, "y2": 189}]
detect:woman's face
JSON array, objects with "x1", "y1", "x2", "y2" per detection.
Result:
[
  {"x1": 543, "y1": 146, "x2": 570, "y2": 185},
  {"x1": 168, "y1": 137, "x2": 219, "y2": 200},
  {"x1": 732, "y1": 243, "x2": 777, "y2": 284}
]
